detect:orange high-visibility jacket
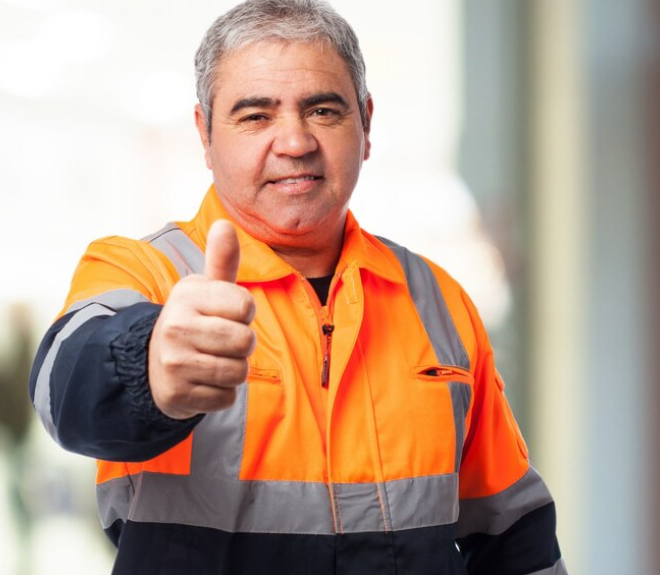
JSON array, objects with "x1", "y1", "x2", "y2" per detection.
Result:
[{"x1": 30, "y1": 186, "x2": 567, "y2": 575}]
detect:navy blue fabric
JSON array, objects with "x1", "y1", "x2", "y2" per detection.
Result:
[
  {"x1": 393, "y1": 527, "x2": 468, "y2": 575},
  {"x1": 109, "y1": 521, "x2": 466, "y2": 575},
  {"x1": 28, "y1": 302, "x2": 202, "y2": 462},
  {"x1": 457, "y1": 502, "x2": 562, "y2": 575}
]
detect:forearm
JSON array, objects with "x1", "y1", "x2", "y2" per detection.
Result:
[{"x1": 29, "y1": 301, "x2": 202, "y2": 462}]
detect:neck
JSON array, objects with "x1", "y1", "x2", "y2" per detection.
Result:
[{"x1": 271, "y1": 238, "x2": 343, "y2": 277}]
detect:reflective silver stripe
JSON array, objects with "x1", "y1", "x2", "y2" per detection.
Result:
[
  {"x1": 34, "y1": 303, "x2": 114, "y2": 442},
  {"x1": 97, "y1": 475, "x2": 135, "y2": 529},
  {"x1": 131, "y1": 474, "x2": 335, "y2": 534},
  {"x1": 448, "y1": 382, "x2": 472, "y2": 471},
  {"x1": 456, "y1": 466, "x2": 554, "y2": 537},
  {"x1": 97, "y1": 385, "x2": 249, "y2": 529},
  {"x1": 377, "y1": 237, "x2": 470, "y2": 371},
  {"x1": 144, "y1": 223, "x2": 205, "y2": 277},
  {"x1": 333, "y1": 482, "x2": 390, "y2": 533},
  {"x1": 529, "y1": 558, "x2": 569, "y2": 575},
  {"x1": 386, "y1": 473, "x2": 459, "y2": 531},
  {"x1": 190, "y1": 382, "x2": 247, "y2": 479},
  {"x1": 98, "y1": 472, "x2": 459, "y2": 534},
  {"x1": 65, "y1": 288, "x2": 150, "y2": 314}
]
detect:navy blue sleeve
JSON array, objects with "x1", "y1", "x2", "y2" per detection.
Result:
[
  {"x1": 29, "y1": 301, "x2": 203, "y2": 462},
  {"x1": 456, "y1": 502, "x2": 563, "y2": 575}
]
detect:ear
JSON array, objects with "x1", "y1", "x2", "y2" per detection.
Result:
[
  {"x1": 194, "y1": 103, "x2": 213, "y2": 170},
  {"x1": 363, "y1": 94, "x2": 374, "y2": 161}
]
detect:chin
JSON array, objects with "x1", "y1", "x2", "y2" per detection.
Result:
[{"x1": 266, "y1": 212, "x2": 323, "y2": 234}]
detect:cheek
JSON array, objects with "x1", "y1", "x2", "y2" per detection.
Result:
[
  {"x1": 229, "y1": 138, "x2": 268, "y2": 171},
  {"x1": 210, "y1": 142, "x2": 257, "y2": 185},
  {"x1": 337, "y1": 131, "x2": 366, "y2": 166},
  {"x1": 336, "y1": 142, "x2": 365, "y2": 183}
]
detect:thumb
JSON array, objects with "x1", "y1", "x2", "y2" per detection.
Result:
[{"x1": 204, "y1": 220, "x2": 240, "y2": 282}]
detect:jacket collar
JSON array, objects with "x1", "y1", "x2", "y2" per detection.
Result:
[{"x1": 193, "y1": 185, "x2": 406, "y2": 285}]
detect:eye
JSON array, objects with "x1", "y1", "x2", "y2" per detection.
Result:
[
  {"x1": 310, "y1": 107, "x2": 339, "y2": 117},
  {"x1": 307, "y1": 107, "x2": 344, "y2": 125},
  {"x1": 239, "y1": 113, "x2": 270, "y2": 124}
]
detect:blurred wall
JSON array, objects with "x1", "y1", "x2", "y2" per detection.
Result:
[
  {"x1": 462, "y1": 1, "x2": 658, "y2": 573},
  {"x1": 580, "y1": 2, "x2": 653, "y2": 573},
  {"x1": 644, "y1": 1, "x2": 660, "y2": 573}
]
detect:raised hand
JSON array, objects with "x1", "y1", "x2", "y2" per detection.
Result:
[{"x1": 148, "y1": 221, "x2": 256, "y2": 420}]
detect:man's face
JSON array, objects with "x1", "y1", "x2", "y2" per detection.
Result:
[{"x1": 195, "y1": 40, "x2": 372, "y2": 250}]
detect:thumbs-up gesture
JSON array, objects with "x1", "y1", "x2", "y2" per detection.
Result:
[{"x1": 148, "y1": 221, "x2": 256, "y2": 420}]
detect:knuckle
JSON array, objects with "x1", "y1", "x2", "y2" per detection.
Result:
[
  {"x1": 235, "y1": 359, "x2": 250, "y2": 382},
  {"x1": 213, "y1": 358, "x2": 248, "y2": 386},
  {"x1": 155, "y1": 309, "x2": 192, "y2": 342},
  {"x1": 237, "y1": 289, "x2": 256, "y2": 322},
  {"x1": 235, "y1": 326, "x2": 257, "y2": 356},
  {"x1": 160, "y1": 351, "x2": 186, "y2": 371},
  {"x1": 161, "y1": 321, "x2": 188, "y2": 343}
]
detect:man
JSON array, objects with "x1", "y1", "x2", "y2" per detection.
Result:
[{"x1": 29, "y1": 1, "x2": 569, "y2": 574}]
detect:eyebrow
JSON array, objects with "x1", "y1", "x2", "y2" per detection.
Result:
[
  {"x1": 230, "y1": 97, "x2": 280, "y2": 115},
  {"x1": 301, "y1": 92, "x2": 349, "y2": 110},
  {"x1": 229, "y1": 92, "x2": 350, "y2": 116}
]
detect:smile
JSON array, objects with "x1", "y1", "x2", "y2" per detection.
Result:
[{"x1": 270, "y1": 175, "x2": 322, "y2": 185}]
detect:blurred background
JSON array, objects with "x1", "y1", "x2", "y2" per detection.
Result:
[{"x1": 0, "y1": 0, "x2": 658, "y2": 573}]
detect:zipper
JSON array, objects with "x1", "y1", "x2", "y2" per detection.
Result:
[
  {"x1": 321, "y1": 322, "x2": 335, "y2": 388},
  {"x1": 299, "y1": 274, "x2": 337, "y2": 389},
  {"x1": 297, "y1": 274, "x2": 340, "y2": 526}
]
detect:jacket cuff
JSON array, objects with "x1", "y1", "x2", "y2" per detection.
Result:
[{"x1": 110, "y1": 310, "x2": 202, "y2": 432}]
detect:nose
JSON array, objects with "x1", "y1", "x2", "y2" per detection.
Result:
[{"x1": 271, "y1": 118, "x2": 319, "y2": 157}]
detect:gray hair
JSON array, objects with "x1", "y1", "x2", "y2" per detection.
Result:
[{"x1": 194, "y1": 0, "x2": 368, "y2": 137}]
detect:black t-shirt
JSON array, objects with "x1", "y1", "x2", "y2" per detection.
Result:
[{"x1": 307, "y1": 275, "x2": 333, "y2": 306}]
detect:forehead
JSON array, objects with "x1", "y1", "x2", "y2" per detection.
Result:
[{"x1": 212, "y1": 40, "x2": 355, "y2": 105}]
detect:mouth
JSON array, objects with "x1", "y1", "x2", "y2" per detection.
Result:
[{"x1": 268, "y1": 174, "x2": 323, "y2": 185}]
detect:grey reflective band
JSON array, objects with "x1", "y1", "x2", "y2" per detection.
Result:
[
  {"x1": 144, "y1": 223, "x2": 205, "y2": 277},
  {"x1": 529, "y1": 558, "x2": 569, "y2": 575},
  {"x1": 456, "y1": 466, "x2": 554, "y2": 538},
  {"x1": 448, "y1": 382, "x2": 472, "y2": 471},
  {"x1": 97, "y1": 472, "x2": 459, "y2": 534},
  {"x1": 97, "y1": 475, "x2": 134, "y2": 529},
  {"x1": 385, "y1": 473, "x2": 459, "y2": 531},
  {"x1": 333, "y1": 482, "x2": 392, "y2": 533},
  {"x1": 34, "y1": 303, "x2": 115, "y2": 442},
  {"x1": 377, "y1": 237, "x2": 470, "y2": 371},
  {"x1": 65, "y1": 288, "x2": 150, "y2": 314},
  {"x1": 130, "y1": 474, "x2": 334, "y2": 534},
  {"x1": 190, "y1": 383, "x2": 247, "y2": 479}
]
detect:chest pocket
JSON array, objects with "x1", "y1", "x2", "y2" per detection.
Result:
[{"x1": 414, "y1": 365, "x2": 474, "y2": 473}]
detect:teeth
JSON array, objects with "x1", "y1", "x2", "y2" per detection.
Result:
[{"x1": 276, "y1": 176, "x2": 317, "y2": 184}]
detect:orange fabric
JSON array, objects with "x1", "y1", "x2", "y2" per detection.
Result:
[
  {"x1": 456, "y1": 289, "x2": 530, "y2": 498},
  {"x1": 58, "y1": 236, "x2": 180, "y2": 320},
  {"x1": 96, "y1": 434, "x2": 194, "y2": 483},
  {"x1": 81, "y1": 185, "x2": 528, "y2": 498}
]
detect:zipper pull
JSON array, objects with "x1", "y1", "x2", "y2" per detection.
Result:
[{"x1": 321, "y1": 323, "x2": 335, "y2": 388}]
